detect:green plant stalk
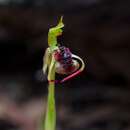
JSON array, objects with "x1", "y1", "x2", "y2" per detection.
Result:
[{"x1": 44, "y1": 57, "x2": 56, "y2": 130}]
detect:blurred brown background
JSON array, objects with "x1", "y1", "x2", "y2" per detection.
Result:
[{"x1": 0, "y1": 0, "x2": 130, "y2": 130}]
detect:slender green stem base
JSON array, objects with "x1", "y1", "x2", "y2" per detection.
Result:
[
  {"x1": 44, "y1": 82, "x2": 56, "y2": 130},
  {"x1": 44, "y1": 57, "x2": 56, "y2": 130}
]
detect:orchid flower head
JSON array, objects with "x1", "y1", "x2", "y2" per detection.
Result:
[{"x1": 43, "y1": 17, "x2": 85, "y2": 83}]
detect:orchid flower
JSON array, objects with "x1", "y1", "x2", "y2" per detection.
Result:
[{"x1": 41, "y1": 16, "x2": 85, "y2": 130}]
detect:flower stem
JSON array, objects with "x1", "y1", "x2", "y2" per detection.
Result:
[{"x1": 44, "y1": 57, "x2": 56, "y2": 130}]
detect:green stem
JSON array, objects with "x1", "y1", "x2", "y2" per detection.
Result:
[
  {"x1": 44, "y1": 82, "x2": 56, "y2": 130},
  {"x1": 44, "y1": 57, "x2": 56, "y2": 130}
]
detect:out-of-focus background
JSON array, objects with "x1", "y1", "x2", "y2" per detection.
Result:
[{"x1": 0, "y1": 0, "x2": 130, "y2": 130}]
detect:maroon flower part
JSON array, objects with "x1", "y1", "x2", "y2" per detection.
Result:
[{"x1": 54, "y1": 46, "x2": 76, "y2": 74}]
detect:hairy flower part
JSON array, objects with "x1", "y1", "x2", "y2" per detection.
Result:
[{"x1": 54, "y1": 46, "x2": 79, "y2": 74}]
